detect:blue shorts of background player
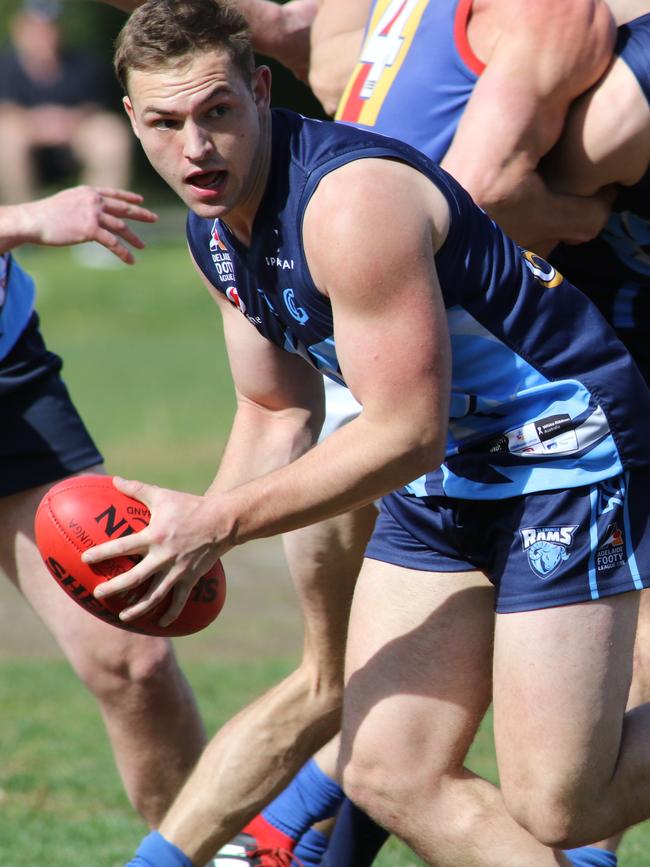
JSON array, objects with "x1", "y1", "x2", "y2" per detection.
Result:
[
  {"x1": 366, "y1": 470, "x2": 650, "y2": 612},
  {"x1": 0, "y1": 312, "x2": 102, "y2": 493}
]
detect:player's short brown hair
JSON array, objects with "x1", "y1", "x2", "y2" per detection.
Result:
[{"x1": 114, "y1": 0, "x2": 255, "y2": 93}]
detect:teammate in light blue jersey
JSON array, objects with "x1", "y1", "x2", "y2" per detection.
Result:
[{"x1": 80, "y1": 3, "x2": 650, "y2": 866}]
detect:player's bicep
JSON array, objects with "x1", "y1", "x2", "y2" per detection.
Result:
[{"x1": 304, "y1": 161, "x2": 451, "y2": 445}]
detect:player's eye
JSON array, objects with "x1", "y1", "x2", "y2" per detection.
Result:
[
  {"x1": 206, "y1": 104, "x2": 228, "y2": 119},
  {"x1": 152, "y1": 117, "x2": 180, "y2": 130}
]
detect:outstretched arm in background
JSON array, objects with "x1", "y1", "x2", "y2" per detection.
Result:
[{"x1": 0, "y1": 185, "x2": 157, "y2": 262}]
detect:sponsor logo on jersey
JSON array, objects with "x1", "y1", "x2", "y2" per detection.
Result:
[
  {"x1": 265, "y1": 255, "x2": 294, "y2": 270},
  {"x1": 520, "y1": 525, "x2": 578, "y2": 579},
  {"x1": 522, "y1": 250, "x2": 564, "y2": 288},
  {"x1": 283, "y1": 287, "x2": 309, "y2": 324},
  {"x1": 596, "y1": 522, "x2": 627, "y2": 572}
]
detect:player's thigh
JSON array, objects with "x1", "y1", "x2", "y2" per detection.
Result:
[
  {"x1": 341, "y1": 558, "x2": 495, "y2": 777},
  {"x1": 493, "y1": 591, "x2": 638, "y2": 804}
]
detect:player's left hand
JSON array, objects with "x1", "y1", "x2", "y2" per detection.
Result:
[
  {"x1": 82, "y1": 477, "x2": 229, "y2": 626},
  {"x1": 20, "y1": 185, "x2": 158, "y2": 264}
]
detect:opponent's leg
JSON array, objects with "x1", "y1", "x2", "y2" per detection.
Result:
[
  {"x1": 493, "y1": 591, "x2": 650, "y2": 848},
  {"x1": 1, "y1": 476, "x2": 206, "y2": 826},
  {"x1": 70, "y1": 111, "x2": 133, "y2": 192},
  {"x1": 0, "y1": 107, "x2": 38, "y2": 203},
  {"x1": 160, "y1": 505, "x2": 377, "y2": 865},
  {"x1": 340, "y1": 558, "x2": 570, "y2": 866}
]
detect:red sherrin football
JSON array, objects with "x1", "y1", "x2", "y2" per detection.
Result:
[{"x1": 34, "y1": 474, "x2": 227, "y2": 637}]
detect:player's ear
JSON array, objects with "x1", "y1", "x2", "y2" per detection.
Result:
[
  {"x1": 122, "y1": 95, "x2": 141, "y2": 140},
  {"x1": 252, "y1": 65, "x2": 271, "y2": 110}
]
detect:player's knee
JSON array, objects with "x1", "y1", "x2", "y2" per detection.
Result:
[
  {"x1": 502, "y1": 779, "x2": 593, "y2": 848},
  {"x1": 75, "y1": 113, "x2": 131, "y2": 165},
  {"x1": 72, "y1": 633, "x2": 176, "y2": 702}
]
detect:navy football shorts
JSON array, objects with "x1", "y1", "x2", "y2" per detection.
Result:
[
  {"x1": 366, "y1": 471, "x2": 650, "y2": 612},
  {"x1": 0, "y1": 313, "x2": 103, "y2": 497}
]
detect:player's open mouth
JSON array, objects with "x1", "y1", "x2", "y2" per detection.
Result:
[{"x1": 186, "y1": 170, "x2": 227, "y2": 191}]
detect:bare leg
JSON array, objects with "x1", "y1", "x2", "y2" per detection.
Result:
[
  {"x1": 0, "y1": 474, "x2": 206, "y2": 826},
  {"x1": 340, "y1": 559, "x2": 570, "y2": 866},
  {"x1": 493, "y1": 592, "x2": 650, "y2": 848},
  {"x1": 70, "y1": 112, "x2": 133, "y2": 191},
  {"x1": 159, "y1": 504, "x2": 378, "y2": 864},
  {"x1": 0, "y1": 107, "x2": 38, "y2": 203}
]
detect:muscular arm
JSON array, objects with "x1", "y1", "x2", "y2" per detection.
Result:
[
  {"x1": 543, "y1": 54, "x2": 650, "y2": 196},
  {"x1": 100, "y1": 0, "x2": 317, "y2": 80},
  {"x1": 309, "y1": 0, "x2": 370, "y2": 115},
  {"x1": 441, "y1": 0, "x2": 616, "y2": 253}
]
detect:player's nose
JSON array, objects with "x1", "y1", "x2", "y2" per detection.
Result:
[{"x1": 183, "y1": 121, "x2": 214, "y2": 161}]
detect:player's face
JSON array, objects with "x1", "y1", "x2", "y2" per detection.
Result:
[{"x1": 123, "y1": 49, "x2": 271, "y2": 226}]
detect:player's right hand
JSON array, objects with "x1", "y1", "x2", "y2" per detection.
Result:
[{"x1": 20, "y1": 185, "x2": 159, "y2": 264}]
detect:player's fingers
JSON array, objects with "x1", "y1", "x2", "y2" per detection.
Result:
[
  {"x1": 104, "y1": 199, "x2": 159, "y2": 224},
  {"x1": 90, "y1": 228, "x2": 135, "y2": 264},
  {"x1": 111, "y1": 476, "x2": 158, "y2": 506},
  {"x1": 158, "y1": 582, "x2": 194, "y2": 627},
  {"x1": 93, "y1": 559, "x2": 155, "y2": 599},
  {"x1": 95, "y1": 186, "x2": 144, "y2": 203},
  {"x1": 119, "y1": 568, "x2": 194, "y2": 623},
  {"x1": 98, "y1": 214, "x2": 146, "y2": 249},
  {"x1": 83, "y1": 529, "x2": 149, "y2": 566},
  {"x1": 118, "y1": 571, "x2": 175, "y2": 621}
]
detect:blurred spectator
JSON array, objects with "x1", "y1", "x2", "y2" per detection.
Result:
[{"x1": 0, "y1": 0, "x2": 132, "y2": 204}]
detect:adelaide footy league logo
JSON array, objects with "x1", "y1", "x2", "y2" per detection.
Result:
[{"x1": 520, "y1": 525, "x2": 577, "y2": 579}]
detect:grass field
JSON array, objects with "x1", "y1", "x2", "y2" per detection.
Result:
[{"x1": 2, "y1": 239, "x2": 649, "y2": 865}]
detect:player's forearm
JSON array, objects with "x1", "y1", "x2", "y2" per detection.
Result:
[
  {"x1": 0, "y1": 203, "x2": 43, "y2": 252},
  {"x1": 207, "y1": 402, "x2": 319, "y2": 495},
  {"x1": 213, "y1": 409, "x2": 444, "y2": 548},
  {"x1": 309, "y1": 31, "x2": 365, "y2": 116}
]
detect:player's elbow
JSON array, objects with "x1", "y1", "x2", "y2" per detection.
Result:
[{"x1": 396, "y1": 420, "x2": 447, "y2": 480}]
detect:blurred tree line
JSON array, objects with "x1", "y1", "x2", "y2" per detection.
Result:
[{"x1": 0, "y1": 0, "x2": 326, "y2": 201}]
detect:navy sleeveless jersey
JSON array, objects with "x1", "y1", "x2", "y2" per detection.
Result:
[
  {"x1": 552, "y1": 14, "x2": 650, "y2": 333},
  {"x1": 187, "y1": 110, "x2": 650, "y2": 500}
]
